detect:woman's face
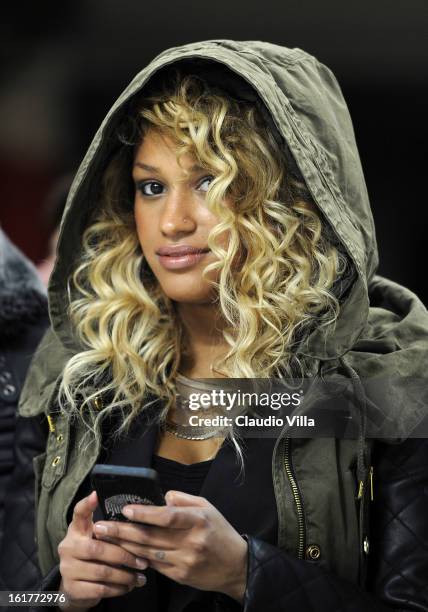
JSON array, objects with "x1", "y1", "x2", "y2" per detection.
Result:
[{"x1": 133, "y1": 129, "x2": 230, "y2": 304}]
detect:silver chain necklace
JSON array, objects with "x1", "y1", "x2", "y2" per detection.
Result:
[
  {"x1": 161, "y1": 420, "x2": 228, "y2": 440},
  {"x1": 161, "y1": 372, "x2": 233, "y2": 440}
]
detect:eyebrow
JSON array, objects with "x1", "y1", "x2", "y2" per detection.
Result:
[{"x1": 133, "y1": 162, "x2": 206, "y2": 173}]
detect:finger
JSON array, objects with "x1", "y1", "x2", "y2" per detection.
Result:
[
  {"x1": 70, "y1": 533, "x2": 149, "y2": 571},
  {"x1": 94, "y1": 536, "x2": 177, "y2": 560},
  {"x1": 71, "y1": 491, "x2": 98, "y2": 535},
  {"x1": 145, "y1": 559, "x2": 194, "y2": 585},
  {"x1": 164, "y1": 490, "x2": 212, "y2": 508},
  {"x1": 120, "y1": 505, "x2": 204, "y2": 529},
  {"x1": 148, "y1": 559, "x2": 181, "y2": 576},
  {"x1": 65, "y1": 578, "x2": 143, "y2": 601},
  {"x1": 64, "y1": 559, "x2": 145, "y2": 588},
  {"x1": 143, "y1": 547, "x2": 187, "y2": 566},
  {"x1": 94, "y1": 522, "x2": 179, "y2": 549}
]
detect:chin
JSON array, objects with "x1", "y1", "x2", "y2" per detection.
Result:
[
  {"x1": 165, "y1": 292, "x2": 215, "y2": 305},
  {"x1": 159, "y1": 283, "x2": 216, "y2": 305}
]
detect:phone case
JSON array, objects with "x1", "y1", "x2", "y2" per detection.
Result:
[{"x1": 91, "y1": 464, "x2": 166, "y2": 521}]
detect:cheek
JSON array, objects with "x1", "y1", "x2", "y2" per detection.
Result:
[
  {"x1": 134, "y1": 200, "x2": 141, "y2": 231},
  {"x1": 134, "y1": 204, "x2": 152, "y2": 253}
]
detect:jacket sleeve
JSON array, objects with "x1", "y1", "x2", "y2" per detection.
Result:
[
  {"x1": 0, "y1": 413, "x2": 48, "y2": 590},
  {"x1": 242, "y1": 438, "x2": 428, "y2": 612}
]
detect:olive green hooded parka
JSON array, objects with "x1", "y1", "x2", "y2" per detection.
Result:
[{"x1": 18, "y1": 40, "x2": 428, "y2": 587}]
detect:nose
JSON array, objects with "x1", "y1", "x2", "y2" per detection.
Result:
[{"x1": 159, "y1": 189, "x2": 196, "y2": 237}]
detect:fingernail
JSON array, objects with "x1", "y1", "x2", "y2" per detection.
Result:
[
  {"x1": 122, "y1": 507, "x2": 133, "y2": 519},
  {"x1": 94, "y1": 524, "x2": 108, "y2": 534},
  {"x1": 136, "y1": 557, "x2": 147, "y2": 569},
  {"x1": 136, "y1": 573, "x2": 147, "y2": 586}
]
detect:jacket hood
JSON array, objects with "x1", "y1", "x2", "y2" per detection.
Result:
[
  {"x1": 0, "y1": 228, "x2": 47, "y2": 340},
  {"x1": 51, "y1": 41, "x2": 377, "y2": 356},
  {"x1": 39, "y1": 40, "x2": 427, "y2": 436}
]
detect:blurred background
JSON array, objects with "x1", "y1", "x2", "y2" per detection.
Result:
[{"x1": 0, "y1": 0, "x2": 426, "y2": 302}]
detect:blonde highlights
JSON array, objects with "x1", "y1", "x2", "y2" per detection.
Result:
[{"x1": 58, "y1": 71, "x2": 348, "y2": 441}]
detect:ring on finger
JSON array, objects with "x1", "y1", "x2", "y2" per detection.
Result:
[{"x1": 154, "y1": 550, "x2": 166, "y2": 561}]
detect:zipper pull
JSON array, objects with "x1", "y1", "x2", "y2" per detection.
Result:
[
  {"x1": 357, "y1": 467, "x2": 374, "y2": 501},
  {"x1": 47, "y1": 415, "x2": 56, "y2": 433}
]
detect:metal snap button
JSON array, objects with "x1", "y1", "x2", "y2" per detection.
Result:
[
  {"x1": 56, "y1": 434, "x2": 64, "y2": 444},
  {"x1": 363, "y1": 536, "x2": 370, "y2": 555},
  {"x1": 3, "y1": 383, "x2": 16, "y2": 396},
  {"x1": 305, "y1": 544, "x2": 321, "y2": 560},
  {"x1": 0, "y1": 371, "x2": 12, "y2": 383},
  {"x1": 94, "y1": 396, "x2": 103, "y2": 410},
  {"x1": 52, "y1": 456, "x2": 61, "y2": 467}
]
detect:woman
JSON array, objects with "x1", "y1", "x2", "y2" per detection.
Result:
[{"x1": 16, "y1": 41, "x2": 427, "y2": 611}]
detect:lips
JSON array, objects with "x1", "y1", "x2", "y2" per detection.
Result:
[
  {"x1": 156, "y1": 246, "x2": 210, "y2": 270},
  {"x1": 156, "y1": 246, "x2": 210, "y2": 256}
]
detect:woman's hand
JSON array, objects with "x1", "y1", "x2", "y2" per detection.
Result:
[
  {"x1": 93, "y1": 491, "x2": 248, "y2": 603},
  {"x1": 57, "y1": 491, "x2": 148, "y2": 611}
]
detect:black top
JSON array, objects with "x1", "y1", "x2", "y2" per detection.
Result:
[
  {"x1": 69, "y1": 411, "x2": 278, "y2": 612},
  {"x1": 152, "y1": 453, "x2": 213, "y2": 497},
  {"x1": 151, "y1": 454, "x2": 214, "y2": 611}
]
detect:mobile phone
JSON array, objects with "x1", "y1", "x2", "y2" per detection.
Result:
[{"x1": 91, "y1": 464, "x2": 166, "y2": 521}]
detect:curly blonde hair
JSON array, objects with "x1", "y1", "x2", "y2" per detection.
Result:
[{"x1": 58, "y1": 71, "x2": 348, "y2": 440}]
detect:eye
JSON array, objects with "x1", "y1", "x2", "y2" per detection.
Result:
[
  {"x1": 137, "y1": 181, "x2": 165, "y2": 197},
  {"x1": 197, "y1": 176, "x2": 214, "y2": 192}
]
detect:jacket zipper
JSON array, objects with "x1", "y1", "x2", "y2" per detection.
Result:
[{"x1": 283, "y1": 437, "x2": 306, "y2": 559}]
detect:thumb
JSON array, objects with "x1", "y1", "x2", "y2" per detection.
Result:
[
  {"x1": 71, "y1": 490, "x2": 98, "y2": 535},
  {"x1": 165, "y1": 490, "x2": 211, "y2": 508}
]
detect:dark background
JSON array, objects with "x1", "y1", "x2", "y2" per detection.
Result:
[{"x1": 0, "y1": 0, "x2": 427, "y2": 303}]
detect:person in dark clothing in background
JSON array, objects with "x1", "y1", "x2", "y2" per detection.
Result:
[{"x1": 0, "y1": 228, "x2": 49, "y2": 587}]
